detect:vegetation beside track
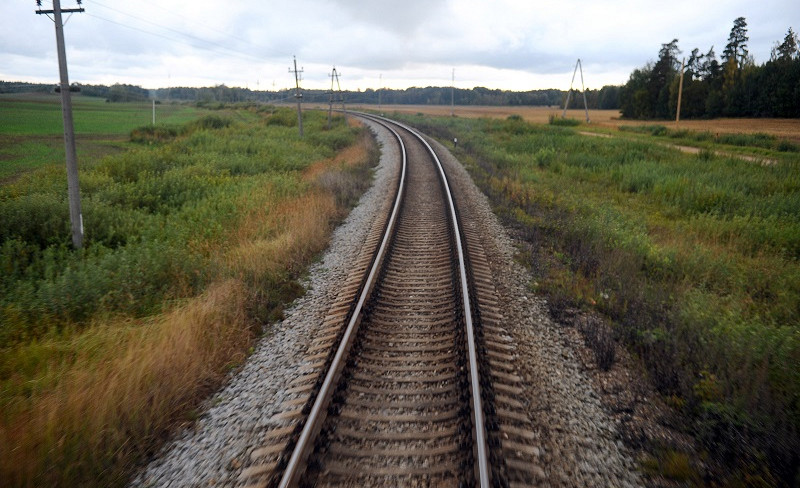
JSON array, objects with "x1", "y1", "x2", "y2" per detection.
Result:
[
  {"x1": 396, "y1": 112, "x2": 800, "y2": 486},
  {"x1": 0, "y1": 99, "x2": 377, "y2": 486}
]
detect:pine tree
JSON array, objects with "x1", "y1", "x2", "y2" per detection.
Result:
[
  {"x1": 771, "y1": 27, "x2": 799, "y2": 61},
  {"x1": 722, "y1": 17, "x2": 749, "y2": 69}
]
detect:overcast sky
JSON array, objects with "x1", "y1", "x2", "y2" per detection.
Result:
[{"x1": 1, "y1": 0, "x2": 798, "y2": 92}]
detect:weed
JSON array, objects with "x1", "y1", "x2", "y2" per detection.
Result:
[{"x1": 548, "y1": 114, "x2": 581, "y2": 126}]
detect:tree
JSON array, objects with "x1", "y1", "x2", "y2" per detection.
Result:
[
  {"x1": 649, "y1": 39, "x2": 681, "y2": 118},
  {"x1": 685, "y1": 48, "x2": 703, "y2": 80},
  {"x1": 722, "y1": 17, "x2": 749, "y2": 69},
  {"x1": 620, "y1": 65, "x2": 653, "y2": 118},
  {"x1": 771, "y1": 27, "x2": 799, "y2": 61}
]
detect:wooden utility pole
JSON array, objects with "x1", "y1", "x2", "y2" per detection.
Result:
[
  {"x1": 378, "y1": 74, "x2": 382, "y2": 111},
  {"x1": 289, "y1": 56, "x2": 304, "y2": 137},
  {"x1": 675, "y1": 58, "x2": 685, "y2": 127},
  {"x1": 36, "y1": 0, "x2": 84, "y2": 249}
]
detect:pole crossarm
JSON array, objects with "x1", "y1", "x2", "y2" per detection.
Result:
[{"x1": 36, "y1": 8, "x2": 84, "y2": 14}]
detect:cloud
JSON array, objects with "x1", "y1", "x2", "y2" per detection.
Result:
[{"x1": 2, "y1": 0, "x2": 798, "y2": 91}]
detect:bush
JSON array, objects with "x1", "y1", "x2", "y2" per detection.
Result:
[
  {"x1": 548, "y1": 114, "x2": 581, "y2": 126},
  {"x1": 130, "y1": 125, "x2": 179, "y2": 144}
]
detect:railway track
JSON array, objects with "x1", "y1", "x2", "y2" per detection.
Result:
[{"x1": 238, "y1": 114, "x2": 542, "y2": 487}]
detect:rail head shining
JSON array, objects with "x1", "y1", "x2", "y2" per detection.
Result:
[
  {"x1": 277, "y1": 113, "x2": 407, "y2": 488},
  {"x1": 387, "y1": 116, "x2": 491, "y2": 488}
]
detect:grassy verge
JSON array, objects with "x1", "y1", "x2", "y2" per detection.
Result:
[
  {"x1": 617, "y1": 123, "x2": 799, "y2": 155},
  {"x1": 396, "y1": 112, "x2": 800, "y2": 486},
  {"x1": 0, "y1": 105, "x2": 378, "y2": 486}
]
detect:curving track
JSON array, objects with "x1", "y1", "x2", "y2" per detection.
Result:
[{"x1": 238, "y1": 114, "x2": 542, "y2": 488}]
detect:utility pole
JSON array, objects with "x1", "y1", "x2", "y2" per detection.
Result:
[
  {"x1": 289, "y1": 56, "x2": 304, "y2": 137},
  {"x1": 378, "y1": 74, "x2": 382, "y2": 112},
  {"x1": 562, "y1": 58, "x2": 590, "y2": 123},
  {"x1": 327, "y1": 66, "x2": 344, "y2": 129},
  {"x1": 675, "y1": 58, "x2": 685, "y2": 127},
  {"x1": 451, "y1": 68, "x2": 455, "y2": 117},
  {"x1": 36, "y1": 0, "x2": 84, "y2": 249}
]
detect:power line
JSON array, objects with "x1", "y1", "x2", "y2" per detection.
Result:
[
  {"x1": 86, "y1": 0, "x2": 258, "y2": 62},
  {"x1": 81, "y1": 1, "x2": 265, "y2": 65},
  {"x1": 136, "y1": 0, "x2": 251, "y2": 46}
]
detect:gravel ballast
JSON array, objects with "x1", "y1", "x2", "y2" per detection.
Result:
[{"x1": 132, "y1": 119, "x2": 642, "y2": 487}]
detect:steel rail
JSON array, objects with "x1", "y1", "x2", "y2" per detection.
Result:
[
  {"x1": 277, "y1": 114, "x2": 407, "y2": 488},
  {"x1": 278, "y1": 112, "x2": 490, "y2": 487},
  {"x1": 377, "y1": 114, "x2": 491, "y2": 487}
]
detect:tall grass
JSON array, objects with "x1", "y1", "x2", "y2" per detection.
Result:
[
  {"x1": 396, "y1": 112, "x2": 800, "y2": 485},
  {"x1": 0, "y1": 108, "x2": 377, "y2": 486}
]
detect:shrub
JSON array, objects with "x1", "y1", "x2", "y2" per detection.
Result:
[
  {"x1": 548, "y1": 114, "x2": 581, "y2": 126},
  {"x1": 129, "y1": 125, "x2": 179, "y2": 144}
]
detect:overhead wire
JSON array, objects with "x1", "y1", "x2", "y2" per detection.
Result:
[
  {"x1": 81, "y1": 0, "x2": 267, "y2": 65},
  {"x1": 136, "y1": 0, "x2": 252, "y2": 46}
]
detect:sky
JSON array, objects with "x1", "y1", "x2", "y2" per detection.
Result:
[{"x1": 1, "y1": 0, "x2": 798, "y2": 93}]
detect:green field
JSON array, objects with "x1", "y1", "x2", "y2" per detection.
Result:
[
  {"x1": 0, "y1": 94, "x2": 214, "y2": 180},
  {"x1": 0, "y1": 97, "x2": 376, "y2": 486},
  {"x1": 396, "y1": 112, "x2": 800, "y2": 485},
  {"x1": 0, "y1": 93, "x2": 210, "y2": 135}
]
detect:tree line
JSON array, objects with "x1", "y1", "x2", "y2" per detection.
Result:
[
  {"x1": 1, "y1": 80, "x2": 624, "y2": 110},
  {"x1": 620, "y1": 19, "x2": 800, "y2": 119}
]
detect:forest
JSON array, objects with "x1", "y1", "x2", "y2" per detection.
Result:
[{"x1": 619, "y1": 19, "x2": 800, "y2": 119}]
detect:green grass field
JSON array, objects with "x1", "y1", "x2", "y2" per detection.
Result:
[
  {"x1": 395, "y1": 112, "x2": 800, "y2": 485},
  {"x1": 0, "y1": 93, "x2": 209, "y2": 135},
  {"x1": 0, "y1": 94, "x2": 214, "y2": 181}
]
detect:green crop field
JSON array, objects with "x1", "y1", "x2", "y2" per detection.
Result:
[
  {"x1": 0, "y1": 94, "x2": 216, "y2": 181},
  {"x1": 395, "y1": 112, "x2": 800, "y2": 484},
  {"x1": 0, "y1": 93, "x2": 209, "y2": 135}
]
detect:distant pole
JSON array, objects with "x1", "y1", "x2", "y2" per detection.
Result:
[
  {"x1": 37, "y1": 0, "x2": 85, "y2": 249},
  {"x1": 676, "y1": 58, "x2": 685, "y2": 127},
  {"x1": 335, "y1": 69, "x2": 345, "y2": 112},
  {"x1": 562, "y1": 60, "x2": 579, "y2": 119},
  {"x1": 327, "y1": 66, "x2": 336, "y2": 129},
  {"x1": 289, "y1": 56, "x2": 304, "y2": 137},
  {"x1": 451, "y1": 68, "x2": 455, "y2": 116},
  {"x1": 378, "y1": 74, "x2": 382, "y2": 111},
  {"x1": 578, "y1": 59, "x2": 590, "y2": 123},
  {"x1": 152, "y1": 99, "x2": 156, "y2": 125},
  {"x1": 562, "y1": 58, "x2": 590, "y2": 123}
]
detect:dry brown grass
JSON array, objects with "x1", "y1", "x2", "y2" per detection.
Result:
[
  {"x1": 351, "y1": 104, "x2": 800, "y2": 143},
  {"x1": 0, "y1": 127, "x2": 376, "y2": 487},
  {"x1": 0, "y1": 280, "x2": 253, "y2": 486}
]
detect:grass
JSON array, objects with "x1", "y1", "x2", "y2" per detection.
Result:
[
  {"x1": 0, "y1": 94, "x2": 215, "y2": 182},
  {"x1": 618, "y1": 123, "x2": 799, "y2": 154},
  {"x1": 0, "y1": 93, "x2": 209, "y2": 136},
  {"x1": 393, "y1": 112, "x2": 800, "y2": 486},
  {"x1": 0, "y1": 99, "x2": 378, "y2": 486}
]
